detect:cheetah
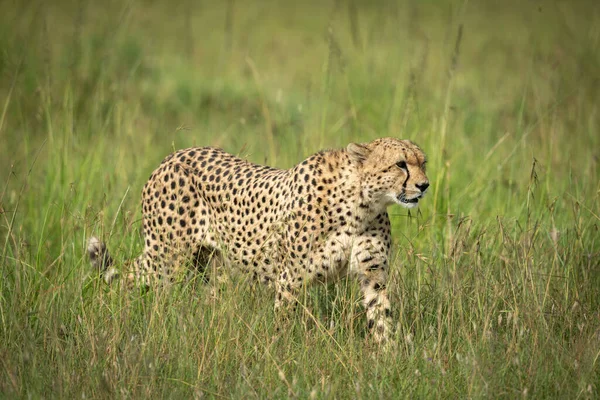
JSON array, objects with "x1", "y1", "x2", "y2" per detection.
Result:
[{"x1": 88, "y1": 137, "x2": 429, "y2": 344}]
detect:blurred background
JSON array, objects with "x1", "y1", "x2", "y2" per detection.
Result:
[{"x1": 1, "y1": 0, "x2": 598, "y2": 202}]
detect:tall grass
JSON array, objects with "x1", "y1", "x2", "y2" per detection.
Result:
[{"x1": 1, "y1": 0, "x2": 599, "y2": 398}]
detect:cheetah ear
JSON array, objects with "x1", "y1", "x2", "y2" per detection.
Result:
[{"x1": 347, "y1": 143, "x2": 371, "y2": 165}]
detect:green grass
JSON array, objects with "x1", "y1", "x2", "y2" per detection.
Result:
[{"x1": 1, "y1": 0, "x2": 599, "y2": 397}]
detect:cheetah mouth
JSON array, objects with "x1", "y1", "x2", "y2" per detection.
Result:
[
  {"x1": 400, "y1": 197, "x2": 419, "y2": 204},
  {"x1": 397, "y1": 193, "x2": 422, "y2": 208}
]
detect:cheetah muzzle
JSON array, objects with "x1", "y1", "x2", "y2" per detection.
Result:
[{"x1": 88, "y1": 137, "x2": 429, "y2": 345}]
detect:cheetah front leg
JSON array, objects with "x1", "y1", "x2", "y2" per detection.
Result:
[
  {"x1": 272, "y1": 266, "x2": 308, "y2": 338},
  {"x1": 274, "y1": 267, "x2": 299, "y2": 314},
  {"x1": 353, "y1": 244, "x2": 393, "y2": 345}
]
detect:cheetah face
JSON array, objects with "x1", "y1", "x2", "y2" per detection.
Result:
[
  {"x1": 391, "y1": 158, "x2": 429, "y2": 208},
  {"x1": 348, "y1": 138, "x2": 429, "y2": 210}
]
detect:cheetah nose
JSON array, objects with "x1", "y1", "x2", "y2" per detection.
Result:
[{"x1": 416, "y1": 182, "x2": 429, "y2": 192}]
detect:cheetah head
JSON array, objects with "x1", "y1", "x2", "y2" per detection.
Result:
[{"x1": 347, "y1": 138, "x2": 429, "y2": 210}]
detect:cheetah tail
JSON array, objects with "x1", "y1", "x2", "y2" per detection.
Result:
[{"x1": 87, "y1": 236, "x2": 119, "y2": 284}]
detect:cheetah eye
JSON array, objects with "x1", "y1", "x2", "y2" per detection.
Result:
[{"x1": 395, "y1": 161, "x2": 407, "y2": 170}]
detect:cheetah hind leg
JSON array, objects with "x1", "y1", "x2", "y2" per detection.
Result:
[
  {"x1": 191, "y1": 245, "x2": 228, "y2": 302},
  {"x1": 191, "y1": 246, "x2": 222, "y2": 283}
]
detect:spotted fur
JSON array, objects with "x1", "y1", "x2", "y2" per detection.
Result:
[{"x1": 88, "y1": 137, "x2": 429, "y2": 344}]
